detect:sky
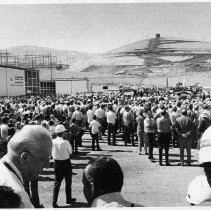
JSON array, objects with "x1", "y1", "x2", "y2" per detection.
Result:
[{"x1": 0, "y1": 2, "x2": 211, "y2": 53}]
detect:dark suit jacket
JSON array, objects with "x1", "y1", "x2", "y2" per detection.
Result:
[{"x1": 175, "y1": 115, "x2": 193, "y2": 137}]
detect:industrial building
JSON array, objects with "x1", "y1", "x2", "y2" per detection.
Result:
[
  {"x1": 40, "y1": 78, "x2": 89, "y2": 95},
  {"x1": 0, "y1": 52, "x2": 89, "y2": 96}
]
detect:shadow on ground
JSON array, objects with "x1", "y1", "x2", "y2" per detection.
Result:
[{"x1": 38, "y1": 176, "x2": 54, "y2": 182}]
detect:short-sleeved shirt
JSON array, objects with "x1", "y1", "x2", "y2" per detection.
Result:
[
  {"x1": 52, "y1": 137, "x2": 72, "y2": 160},
  {"x1": 89, "y1": 120, "x2": 101, "y2": 134}
]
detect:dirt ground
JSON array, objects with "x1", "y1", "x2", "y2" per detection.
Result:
[{"x1": 38, "y1": 132, "x2": 203, "y2": 208}]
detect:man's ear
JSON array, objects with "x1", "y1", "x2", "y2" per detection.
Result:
[
  {"x1": 90, "y1": 182, "x2": 95, "y2": 201},
  {"x1": 91, "y1": 182, "x2": 104, "y2": 200},
  {"x1": 20, "y1": 152, "x2": 30, "y2": 165}
]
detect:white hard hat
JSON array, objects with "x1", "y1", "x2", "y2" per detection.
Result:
[
  {"x1": 55, "y1": 124, "x2": 67, "y2": 133},
  {"x1": 199, "y1": 126, "x2": 211, "y2": 163}
]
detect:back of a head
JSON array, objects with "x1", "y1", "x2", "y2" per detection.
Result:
[
  {"x1": 86, "y1": 157, "x2": 123, "y2": 195},
  {"x1": 93, "y1": 115, "x2": 97, "y2": 120},
  {"x1": 182, "y1": 109, "x2": 187, "y2": 116},
  {"x1": 0, "y1": 185, "x2": 21, "y2": 208},
  {"x1": 188, "y1": 104, "x2": 193, "y2": 110},
  {"x1": 100, "y1": 103, "x2": 105, "y2": 109},
  {"x1": 8, "y1": 125, "x2": 52, "y2": 156},
  {"x1": 172, "y1": 106, "x2": 177, "y2": 112},
  {"x1": 161, "y1": 109, "x2": 167, "y2": 116},
  {"x1": 108, "y1": 105, "x2": 113, "y2": 111},
  {"x1": 72, "y1": 118, "x2": 76, "y2": 124},
  {"x1": 49, "y1": 120, "x2": 54, "y2": 126},
  {"x1": 1, "y1": 116, "x2": 8, "y2": 124},
  {"x1": 138, "y1": 109, "x2": 144, "y2": 116}
]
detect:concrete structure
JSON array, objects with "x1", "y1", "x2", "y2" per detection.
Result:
[
  {"x1": 0, "y1": 66, "x2": 89, "y2": 96},
  {"x1": 55, "y1": 78, "x2": 89, "y2": 94},
  {"x1": 0, "y1": 67, "x2": 25, "y2": 96},
  {"x1": 40, "y1": 78, "x2": 90, "y2": 95}
]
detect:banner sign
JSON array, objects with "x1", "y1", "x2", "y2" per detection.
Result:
[{"x1": 10, "y1": 76, "x2": 24, "y2": 86}]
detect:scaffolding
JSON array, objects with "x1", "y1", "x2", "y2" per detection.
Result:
[
  {"x1": 0, "y1": 51, "x2": 68, "y2": 78},
  {"x1": 1, "y1": 51, "x2": 56, "y2": 68}
]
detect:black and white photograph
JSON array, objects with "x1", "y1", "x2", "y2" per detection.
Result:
[{"x1": 0, "y1": 0, "x2": 211, "y2": 208}]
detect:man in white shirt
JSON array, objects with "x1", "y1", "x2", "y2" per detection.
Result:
[
  {"x1": 72, "y1": 106, "x2": 83, "y2": 127},
  {"x1": 144, "y1": 110, "x2": 156, "y2": 162},
  {"x1": 94, "y1": 104, "x2": 106, "y2": 139},
  {"x1": 169, "y1": 106, "x2": 178, "y2": 148},
  {"x1": 106, "y1": 105, "x2": 117, "y2": 145},
  {"x1": 0, "y1": 125, "x2": 52, "y2": 208},
  {"x1": 87, "y1": 105, "x2": 94, "y2": 124},
  {"x1": 0, "y1": 116, "x2": 8, "y2": 143},
  {"x1": 89, "y1": 115, "x2": 102, "y2": 151},
  {"x1": 52, "y1": 124, "x2": 76, "y2": 208}
]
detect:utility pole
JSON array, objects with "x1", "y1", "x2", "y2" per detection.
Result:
[{"x1": 50, "y1": 52, "x2": 53, "y2": 81}]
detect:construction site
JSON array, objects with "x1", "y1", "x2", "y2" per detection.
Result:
[{"x1": 0, "y1": 51, "x2": 89, "y2": 96}]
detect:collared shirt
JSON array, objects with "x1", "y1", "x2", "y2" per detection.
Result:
[
  {"x1": 106, "y1": 111, "x2": 116, "y2": 124},
  {"x1": 91, "y1": 192, "x2": 142, "y2": 207},
  {"x1": 94, "y1": 108, "x2": 105, "y2": 119},
  {"x1": 87, "y1": 109, "x2": 94, "y2": 123},
  {"x1": 176, "y1": 115, "x2": 193, "y2": 136},
  {"x1": 144, "y1": 117, "x2": 156, "y2": 133},
  {"x1": 136, "y1": 115, "x2": 144, "y2": 132},
  {"x1": 52, "y1": 137, "x2": 72, "y2": 160},
  {"x1": 89, "y1": 120, "x2": 101, "y2": 134},
  {"x1": 122, "y1": 111, "x2": 134, "y2": 124},
  {"x1": 157, "y1": 116, "x2": 171, "y2": 133},
  {"x1": 170, "y1": 111, "x2": 178, "y2": 125},
  {"x1": 112, "y1": 104, "x2": 118, "y2": 114},
  {"x1": 177, "y1": 107, "x2": 183, "y2": 117},
  {"x1": 72, "y1": 110, "x2": 83, "y2": 121},
  {"x1": 0, "y1": 124, "x2": 8, "y2": 142},
  {"x1": 0, "y1": 157, "x2": 34, "y2": 208}
]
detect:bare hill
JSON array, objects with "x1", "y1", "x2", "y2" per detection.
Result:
[
  {"x1": 78, "y1": 36, "x2": 211, "y2": 78},
  {"x1": 3, "y1": 36, "x2": 211, "y2": 86}
]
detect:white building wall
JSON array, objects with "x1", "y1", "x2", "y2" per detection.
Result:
[
  {"x1": 0, "y1": 67, "x2": 25, "y2": 96},
  {"x1": 0, "y1": 68, "x2": 7, "y2": 96},
  {"x1": 56, "y1": 80, "x2": 89, "y2": 94}
]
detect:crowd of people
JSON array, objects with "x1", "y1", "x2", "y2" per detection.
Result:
[{"x1": 0, "y1": 84, "x2": 210, "y2": 207}]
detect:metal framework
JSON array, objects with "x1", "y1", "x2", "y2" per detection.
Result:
[
  {"x1": 0, "y1": 51, "x2": 68, "y2": 80},
  {"x1": 0, "y1": 51, "x2": 59, "y2": 68}
]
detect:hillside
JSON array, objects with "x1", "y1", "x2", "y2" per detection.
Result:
[
  {"x1": 3, "y1": 35, "x2": 211, "y2": 87},
  {"x1": 78, "y1": 35, "x2": 211, "y2": 79}
]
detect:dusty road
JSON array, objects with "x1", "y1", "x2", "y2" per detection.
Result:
[{"x1": 38, "y1": 132, "x2": 203, "y2": 207}]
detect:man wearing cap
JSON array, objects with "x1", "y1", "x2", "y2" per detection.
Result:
[
  {"x1": 52, "y1": 124, "x2": 76, "y2": 208},
  {"x1": 186, "y1": 126, "x2": 211, "y2": 206}
]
